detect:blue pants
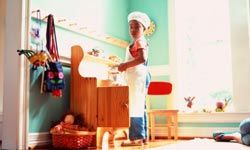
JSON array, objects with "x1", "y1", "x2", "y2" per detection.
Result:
[
  {"x1": 240, "y1": 118, "x2": 250, "y2": 146},
  {"x1": 129, "y1": 111, "x2": 147, "y2": 140}
]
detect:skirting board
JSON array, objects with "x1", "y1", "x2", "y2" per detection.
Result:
[
  {"x1": 178, "y1": 112, "x2": 250, "y2": 123},
  {"x1": 28, "y1": 127, "x2": 238, "y2": 146},
  {"x1": 0, "y1": 113, "x2": 2, "y2": 140},
  {"x1": 27, "y1": 113, "x2": 249, "y2": 145},
  {"x1": 28, "y1": 132, "x2": 51, "y2": 147},
  {"x1": 0, "y1": 123, "x2": 2, "y2": 140},
  {"x1": 152, "y1": 127, "x2": 238, "y2": 138}
]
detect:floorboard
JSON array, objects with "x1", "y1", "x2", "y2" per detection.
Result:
[{"x1": 30, "y1": 138, "x2": 249, "y2": 149}]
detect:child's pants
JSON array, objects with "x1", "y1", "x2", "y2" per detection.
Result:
[{"x1": 129, "y1": 116, "x2": 146, "y2": 140}]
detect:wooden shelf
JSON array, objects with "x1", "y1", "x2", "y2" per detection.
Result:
[
  {"x1": 84, "y1": 53, "x2": 119, "y2": 67},
  {"x1": 59, "y1": 54, "x2": 119, "y2": 67},
  {"x1": 72, "y1": 45, "x2": 120, "y2": 80}
]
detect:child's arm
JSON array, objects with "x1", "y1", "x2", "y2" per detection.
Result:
[
  {"x1": 118, "y1": 48, "x2": 146, "y2": 72},
  {"x1": 118, "y1": 40, "x2": 147, "y2": 72}
]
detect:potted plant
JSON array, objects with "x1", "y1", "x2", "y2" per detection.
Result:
[{"x1": 210, "y1": 90, "x2": 232, "y2": 112}]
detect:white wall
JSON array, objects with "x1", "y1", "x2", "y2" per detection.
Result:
[
  {"x1": 0, "y1": 0, "x2": 6, "y2": 141},
  {"x1": 0, "y1": 0, "x2": 5, "y2": 114},
  {"x1": 230, "y1": 0, "x2": 250, "y2": 111},
  {"x1": 3, "y1": 0, "x2": 20, "y2": 147}
]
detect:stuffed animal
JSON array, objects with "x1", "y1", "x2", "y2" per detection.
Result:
[
  {"x1": 17, "y1": 49, "x2": 50, "y2": 69},
  {"x1": 50, "y1": 112, "x2": 88, "y2": 134},
  {"x1": 184, "y1": 96, "x2": 195, "y2": 108}
]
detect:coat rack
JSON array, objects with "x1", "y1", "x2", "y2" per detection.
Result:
[{"x1": 31, "y1": 9, "x2": 129, "y2": 48}]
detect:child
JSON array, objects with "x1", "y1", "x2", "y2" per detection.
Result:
[
  {"x1": 213, "y1": 118, "x2": 250, "y2": 146},
  {"x1": 118, "y1": 11, "x2": 151, "y2": 146}
]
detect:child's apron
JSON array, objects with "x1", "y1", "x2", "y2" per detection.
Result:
[{"x1": 124, "y1": 39, "x2": 148, "y2": 117}]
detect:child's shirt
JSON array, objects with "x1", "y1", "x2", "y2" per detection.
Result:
[{"x1": 129, "y1": 36, "x2": 148, "y2": 58}]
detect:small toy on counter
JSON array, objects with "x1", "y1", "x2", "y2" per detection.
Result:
[
  {"x1": 108, "y1": 66, "x2": 125, "y2": 86},
  {"x1": 108, "y1": 55, "x2": 121, "y2": 63},
  {"x1": 108, "y1": 67, "x2": 120, "y2": 81}
]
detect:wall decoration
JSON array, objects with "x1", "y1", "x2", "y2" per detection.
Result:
[{"x1": 144, "y1": 21, "x2": 156, "y2": 36}]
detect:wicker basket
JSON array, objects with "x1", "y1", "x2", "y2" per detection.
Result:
[{"x1": 52, "y1": 131, "x2": 96, "y2": 149}]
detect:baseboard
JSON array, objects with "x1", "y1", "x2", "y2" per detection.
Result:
[
  {"x1": 27, "y1": 130, "x2": 128, "y2": 147},
  {"x1": 28, "y1": 126, "x2": 239, "y2": 146},
  {"x1": 0, "y1": 113, "x2": 3, "y2": 140},
  {"x1": 178, "y1": 112, "x2": 250, "y2": 123},
  {"x1": 19, "y1": 112, "x2": 250, "y2": 147},
  {"x1": 153, "y1": 126, "x2": 238, "y2": 138},
  {"x1": 28, "y1": 132, "x2": 51, "y2": 148}
]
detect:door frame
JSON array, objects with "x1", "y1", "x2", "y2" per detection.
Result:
[{"x1": 2, "y1": 0, "x2": 30, "y2": 149}]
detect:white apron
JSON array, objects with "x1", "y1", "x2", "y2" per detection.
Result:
[{"x1": 125, "y1": 39, "x2": 148, "y2": 117}]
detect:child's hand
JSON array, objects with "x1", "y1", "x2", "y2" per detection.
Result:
[{"x1": 118, "y1": 63, "x2": 127, "y2": 72}]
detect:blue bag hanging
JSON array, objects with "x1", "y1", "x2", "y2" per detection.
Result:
[{"x1": 43, "y1": 14, "x2": 65, "y2": 96}]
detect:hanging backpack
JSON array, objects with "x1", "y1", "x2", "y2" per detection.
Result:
[{"x1": 43, "y1": 14, "x2": 65, "y2": 97}]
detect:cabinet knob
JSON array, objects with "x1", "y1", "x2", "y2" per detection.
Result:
[{"x1": 122, "y1": 102, "x2": 128, "y2": 109}]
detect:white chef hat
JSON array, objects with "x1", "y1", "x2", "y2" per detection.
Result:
[{"x1": 128, "y1": 11, "x2": 150, "y2": 29}]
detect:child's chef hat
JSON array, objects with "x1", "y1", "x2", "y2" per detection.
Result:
[{"x1": 128, "y1": 11, "x2": 150, "y2": 29}]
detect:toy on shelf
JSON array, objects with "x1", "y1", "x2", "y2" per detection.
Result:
[
  {"x1": 87, "y1": 48, "x2": 104, "y2": 57},
  {"x1": 215, "y1": 98, "x2": 231, "y2": 112},
  {"x1": 184, "y1": 96, "x2": 195, "y2": 108}
]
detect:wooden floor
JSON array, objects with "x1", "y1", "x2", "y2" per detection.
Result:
[
  {"x1": 6, "y1": 138, "x2": 247, "y2": 150},
  {"x1": 104, "y1": 139, "x2": 185, "y2": 150},
  {"x1": 99, "y1": 138, "x2": 249, "y2": 150},
  {"x1": 28, "y1": 138, "x2": 250, "y2": 150},
  {"x1": 31, "y1": 139, "x2": 186, "y2": 150}
]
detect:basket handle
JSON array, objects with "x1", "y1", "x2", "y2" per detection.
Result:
[{"x1": 62, "y1": 128, "x2": 96, "y2": 135}]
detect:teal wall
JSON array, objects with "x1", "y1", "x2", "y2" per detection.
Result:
[
  {"x1": 29, "y1": 66, "x2": 70, "y2": 132},
  {"x1": 128, "y1": 0, "x2": 169, "y2": 66},
  {"x1": 103, "y1": 0, "x2": 129, "y2": 40}
]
